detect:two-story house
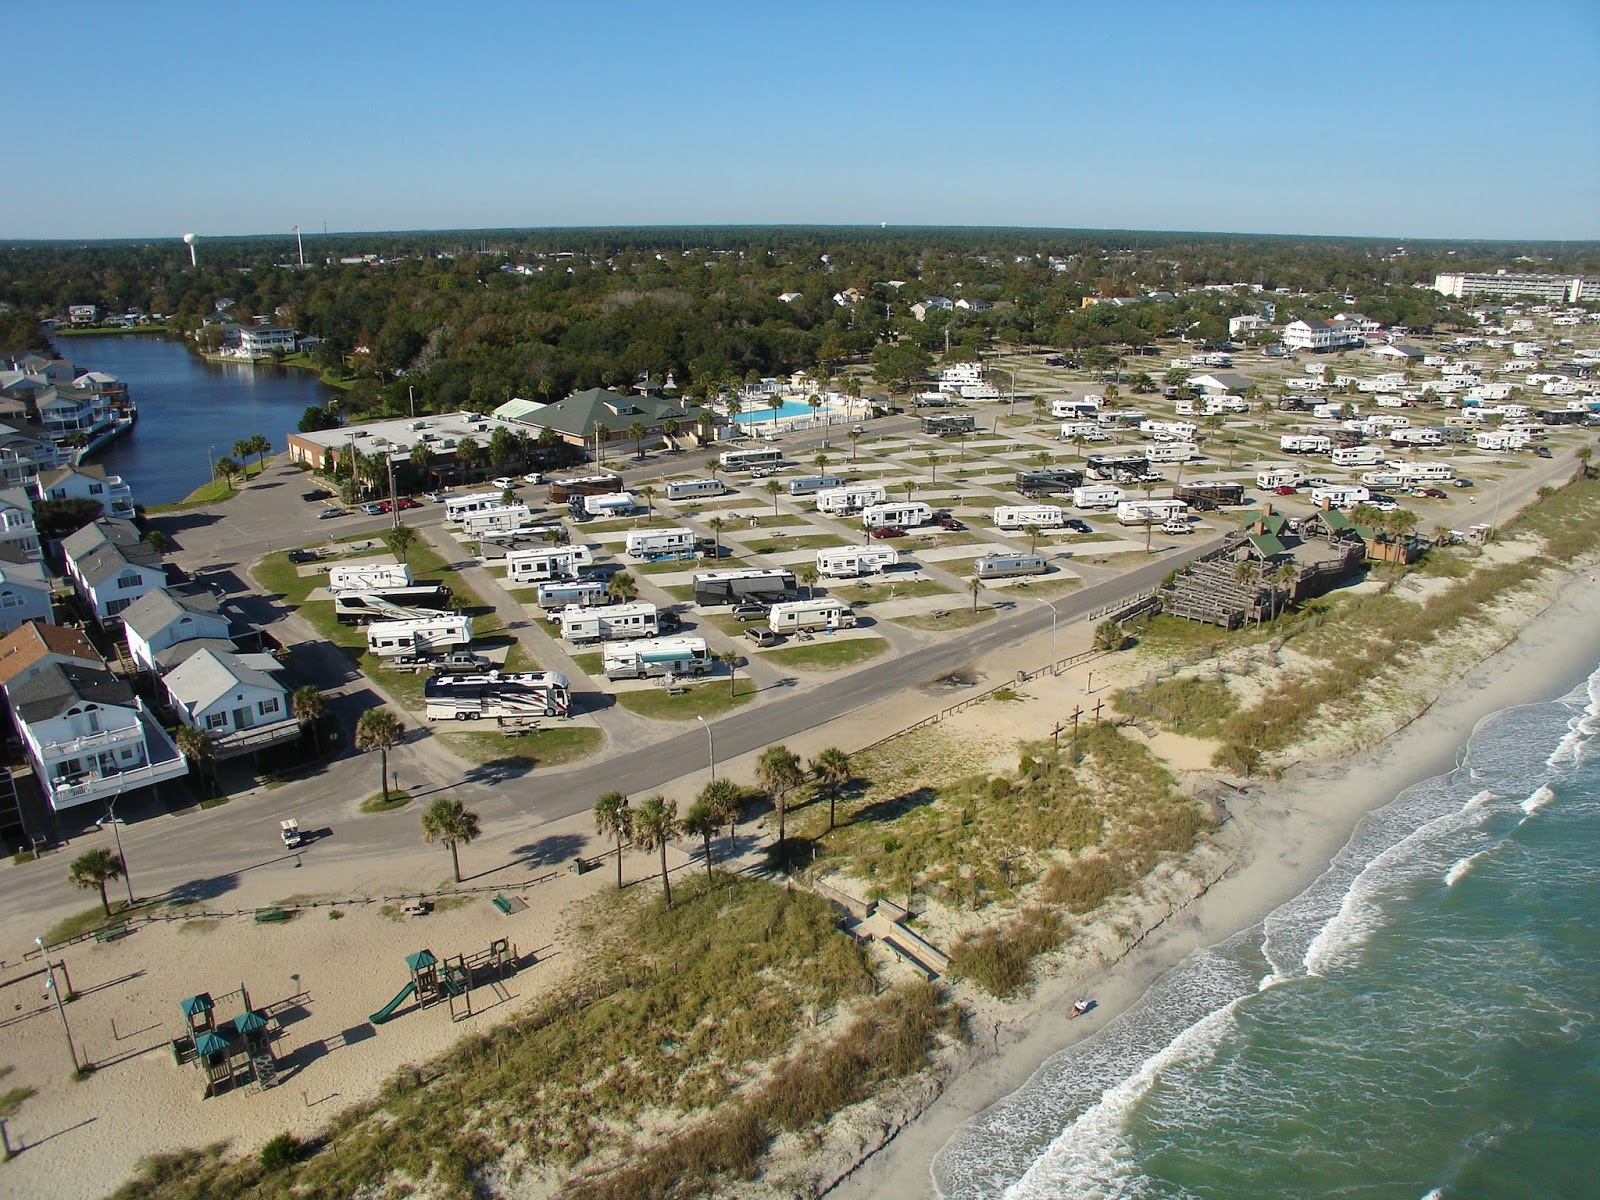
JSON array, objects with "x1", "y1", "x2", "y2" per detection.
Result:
[
  {"x1": 122, "y1": 589, "x2": 234, "y2": 674},
  {"x1": 35, "y1": 464, "x2": 135, "y2": 520},
  {"x1": 61, "y1": 519, "x2": 166, "y2": 625},
  {"x1": 0, "y1": 548, "x2": 53, "y2": 635},
  {"x1": 162, "y1": 647, "x2": 298, "y2": 759},
  {"x1": 0, "y1": 422, "x2": 64, "y2": 489},
  {"x1": 6, "y1": 658, "x2": 188, "y2": 813},
  {"x1": 0, "y1": 487, "x2": 41, "y2": 559}
]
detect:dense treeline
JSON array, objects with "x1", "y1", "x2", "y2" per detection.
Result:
[{"x1": 3, "y1": 227, "x2": 1596, "y2": 418}]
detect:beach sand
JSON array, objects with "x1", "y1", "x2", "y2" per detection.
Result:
[{"x1": 826, "y1": 569, "x2": 1600, "y2": 1200}]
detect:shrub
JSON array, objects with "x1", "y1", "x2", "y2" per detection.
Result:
[
  {"x1": 988, "y1": 777, "x2": 1011, "y2": 800},
  {"x1": 259, "y1": 1133, "x2": 300, "y2": 1172},
  {"x1": 947, "y1": 907, "x2": 1063, "y2": 997},
  {"x1": 1041, "y1": 857, "x2": 1129, "y2": 914}
]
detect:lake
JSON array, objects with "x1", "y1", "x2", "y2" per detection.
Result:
[{"x1": 50, "y1": 335, "x2": 336, "y2": 506}]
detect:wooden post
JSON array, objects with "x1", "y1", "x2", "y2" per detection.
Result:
[
  {"x1": 1, "y1": 1116, "x2": 13, "y2": 1160},
  {"x1": 1093, "y1": 699, "x2": 1105, "y2": 727},
  {"x1": 1071, "y1": 705, "x2": 1083, "y2": 760}
]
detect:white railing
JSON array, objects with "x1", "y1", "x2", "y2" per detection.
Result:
[
  {"x1": 48, "y1": 757, "x2": 191, "y2": 804},
  {"x1": 41, "y1": 723, "x2": 144, "y2": 758}
]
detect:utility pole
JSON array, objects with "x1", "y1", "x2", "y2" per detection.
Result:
[
  {"x1": 36, "y1": 939, "x2": 79, "y2": 1074},
  {"x1": 387, "y1": 454, "x2": 399, "y2": 529}
]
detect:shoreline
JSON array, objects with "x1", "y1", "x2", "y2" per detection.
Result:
[{"x1": 828, "y1": 567, "x2": 1600, "y2": 1200}]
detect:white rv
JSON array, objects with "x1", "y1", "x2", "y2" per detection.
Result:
[
  {"x1": 625, "y1": 527, "x2": 697, "y2": 560},
  {"x1": 974, "y1": 554, "x2": 1048, "y2": 579},
  {"x1": 1071, "y1": 484, "x2": 1124, "y2": 509},
  {"x1": 505, "y1": 546, "x2": 593, "y2": 585},
  {"x1": 993, "y1": 504, "x2": 1065, "y2": 531},
  {"x1": 535, "y1": 579, "x2": 609, "y2": 610},
  {"x1": 1145, "y1": 441, "x2": 1198, "y2": 463},
  {"x1": 664, "y1": 479, "x2": 727, "y2": 501},
  {"x1": 1059, "y1": 421, "x2": 1109, "y2": 442},
  {"x1": 1398, "y1": 461, "x2": 1454, "y2": 481},
  {"x1": 766, "y1": 598, "x2": 857, "y2": 633},
  {"x1": 445, "y1": 492, "x2": 509, "y2": 523},
  {"x1": 1361, "y1": 470, "x2": 1410, "y2": 488},
  {"x1": 1330, "y1": 445, "x2": 1383, "y2": 467},
  {"x1": 581, "y1": 491, "x2": 637, "y2": 517},
  {"x1": 1256, "y1": 467, "x2": 1304, "y2": 489},
  {"x1": 559, "y1": 602, "x2": 659, "y2": 644},
  {"x1": 816, "y1": 485, "x2": 887, "y2": 515},
  {"x1": 1050, "y1": 397, "x2": 1101, "y2": 419},
  {"x1": 1116, "y1": 500, "x2": 1188, "y2": 526},
  {"x1": 366, "y1": 614, "x2": 473, "y2": 658},
  {"x1": 1139, "y1": 419, "x2": 1197, "y2": 441},
  {"x1": 861, "y1": 501, "x2": 932, "y2": 530},
  {"x1": 603, "y1": 637, "x2": 712, "y2": 681},
  {"x1": 815, "y1": 546, "x2": 900, "y2": 578},
  {"x1": 1310, "y1": 485, "x2": 1371, "y2": 509},
  {"x1": 460, "y1": 505, "x2": 537, "y2": 537},
  {"x1": 327, "y1": 563, "x2": 413, "y2": 592},
  {"x1": 1390, "y1": 427, "x2": 1445, "y2": 446},
  {"x1": 424, "y1": 671, "x2": 571, "y2": 722},
  {"x1": 1281, "y1": 434, "x2": 1333, "y2": 454}
]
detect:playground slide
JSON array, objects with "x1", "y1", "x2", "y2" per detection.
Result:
[{"x1": 368, "y1": 981, "x2": 417, "y2": 1025}]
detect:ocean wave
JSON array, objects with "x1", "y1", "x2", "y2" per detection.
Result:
[
  {"x1": 1444, "y1": 850, "x2": 1489, "y2": 887},
  {"x1": 1519, "y1": 784, "x2": 1555, "y2": 818},
  {"x1": 1546, "y1": 662, "x2": 1600, "y2": 767}
]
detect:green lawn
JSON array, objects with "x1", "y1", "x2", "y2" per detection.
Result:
[
  {"x1": 147, "y1": 478, "x2": 239, "y2": 512},
  {"x1": 569, "y1": 651, "x2": 604, "y2": 676},
  {"x1": 892, "y1": 607, "x2": 998, "y2": 632},
  {"x1": 762, "y1": 637, "x2": 889, "y2": 670},
  {"x1": 437, "y1": 724, "x2": 604, "y2": 767},
  {"x1": 834, "y1": 577, "x2": 954, "y2": 604},
  {"x1": 616, "y1": 681, "x2": 755, "y2": 720},
  {"x1": 359, "y1": 789, "x2": 414, "y2": 813}
]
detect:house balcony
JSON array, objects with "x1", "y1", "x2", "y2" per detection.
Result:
[
  {"x1": 211, "y1": 718, "x2": 302, "y2": 761},
  {"x1": 40, "y1": 722, "x2": 145, "y2": 760},
  {"x1": 39, "y1": 709, "x2": 187, "y2": 812}
]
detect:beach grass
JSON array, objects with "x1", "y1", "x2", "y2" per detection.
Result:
[
  {"x1": 762, "y1": 637, "x2": 889, "y2": 671},
  {"x1": 359, "y1": 789, "x2": 413, "y2": 814}
]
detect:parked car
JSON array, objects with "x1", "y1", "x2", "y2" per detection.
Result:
[
  {"x1": 1273, "y1": 485, "x2": 1298, "y2": 496},
  {"x1": 745, "y1": 625, "x2": 782, "y2": 648},
  {"x1": 522, "y1": 472, "x2": 545, "y2": 484},
  {"x1": 287, "y1": 548, "x2": 322, "y2": 563},
  {"x1": 302, "y1": 488, "x2": 334, "y2": 503},
  {"x1": 423, "y1": 491, "x2": 448, "y2": 503},
  {"x1": 432, "y1": 651, "x2": 491, "y2": 673},
  {"x1": 1534, "y1": 445, "x2": 1552, "y2": 458},
  {"x1": 357, "y1": 502, "x2": 386, "y2": 516},
  {"x1": 870, "y1": 526, "x2": 907, "y2": 539},
  {"x1": 1370, "y1": 500, "x2": 1400, "y2": 512},
  {"x1": 491, "y1": 476, "x2": 518, "y2": 490},
  {"x1": 934, "y1": 514, "x2": 965, "y2": 531},
  {"x1": 657, "y1": 610, "x2": 683, "y2": 632},
  {"x1": 1453, "y1": 478, "x2": 1474, "y2": 488},
  {"x1": 1162, "y1": 519, "x2": 1192, "y2": 535},
  {"x1": 730, "y1": 603, "x2": 768, "y2": 622},
  {"x1": 317, "y1": 506, "x2": 345, "y2": 519},
  {"x1": 394, "y1": 498, "x2": 420, "y2": 511},
  {"x1": 1419, "y1": 487, "x2": 1447, "y2": 499},
  {"x1": 1065, "y1": 518, "x2": 1092, "y2": 533}
]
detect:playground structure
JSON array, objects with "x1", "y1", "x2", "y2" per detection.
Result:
[
  {"x1": 170, "y1": 983, "x2": 278, "y2": 1097},
  {"x1": 370, "y1": 939, "x2": 520, "y2": 1026}
]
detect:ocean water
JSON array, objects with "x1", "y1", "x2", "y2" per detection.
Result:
[{"x1": 933, "y1": 660, "x2": 1600, "y2": 1200}]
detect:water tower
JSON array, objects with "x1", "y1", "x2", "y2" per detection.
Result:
[{"x1": 183, "y1": 232, "x2": 198, "y2": 267}]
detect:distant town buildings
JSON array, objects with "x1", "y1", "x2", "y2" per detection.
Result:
[
  {"x1": 1283, "y1": 318, "x2": 1367, "y2": 352},
  {"x1": 1434, "y1": 272, "x2": 1600, "y2": 303}
]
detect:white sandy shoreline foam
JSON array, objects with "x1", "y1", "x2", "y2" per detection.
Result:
[{"x1": 830, "y1": 570, "x2": 1600, "y2": 1200}]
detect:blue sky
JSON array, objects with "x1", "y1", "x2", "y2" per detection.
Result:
[{"x1": 9, "y1": 0, "x2": 1597, "y2": 241}]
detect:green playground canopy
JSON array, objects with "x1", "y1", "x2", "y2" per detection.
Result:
[
  {"x1": 235, "y1": 1010, "x2": 268, "y2": 1034},
  {"x1": 193, "y1": 1031, "x2": 230, "y2": 1057},
  {"x1": 180, "y1": 993, "x2": 214, "y2": 1018},
  {"x1": 405, "y1": 949, "x2": 438, "y2": 972}
]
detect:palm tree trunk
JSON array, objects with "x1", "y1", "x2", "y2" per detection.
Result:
[
  {"x1": 379, "y1": 750, "x2": 389, "y2": 801},
  {"x1": 659, "y1": 841, "x2": 672, "y2": 908},
  {"x1": 703, "y1": 832, "x2": 714, "y2": 880},
  {"x1": 450, "y1": 842, "x2": 461, "y2": 883},
  {"x1": 615, "y1": 833, "x2": 625, "y2": 889},
  {"x1": 829, "y1": 790, "x2": 836, "y2": 831},
  {"x1": 777, "y1": 795, "x2": 787, "y2": 853},
  {"x1": 98, "y1": 881, "x2": 110, "y2": 916}
]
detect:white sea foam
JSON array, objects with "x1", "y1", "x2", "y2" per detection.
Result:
[
  {"x1": 1421, "y1": 1189, "x2": 1445, "y2": 1200},
  {"x1": 1520, "y1": 784, "x2": 1555, "y2": 817},
  {"x1": 1547, "y1": 663, "x2": 1600, "y2": 767},
  {"x1": 1444, "y1": 850, "x2": 1487, "y2": 887}
]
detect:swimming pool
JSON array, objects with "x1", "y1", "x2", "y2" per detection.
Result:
[{"x1": 732, "y1": 400, "x2": 818, "y2": 424}]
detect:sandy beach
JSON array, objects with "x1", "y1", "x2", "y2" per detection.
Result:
[{"x1": 827, "y1": 568, "x2": 1600, "y2": 1200}]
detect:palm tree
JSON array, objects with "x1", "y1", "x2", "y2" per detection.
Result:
[
  {"x1": 232, "y1": 438, "x2": 255, "y2": 477},
  {"x1": 607, "y1": 571, "x2": 638, "y2": 603},
  {"x1": 683, "y1": 798, "x2": 720, "y2": 881},
  {"x1": 213, "y1": 456, "x2": 240, "y2": 488},
  {"x1": 799, "y1": 564, "x2": 820, "y2": 599},
  {"x1": 593, "y1": 791, "x2": 633, "y2": 890},
  {"x1": 809, "y1": 746, "x2": 852, "y2": 831},
  {"x1": 757, "y1": 744, "x2": 805, "y2": 858},
  {"x1": 420, "y1": 797, "x2": 480, "y2": 884},
  {"x1": 248, "y1": 433, "x2": 273, "y2": 474},
  {"x1": 1093, "y1": 619, "x2": 1125, "y2": 652},
  {"x1": 175, "y1": 726, "x2": 216, "y2": 798},
  {"x1": 291, "y1": 685, "x2": 327, "y2": 754},
  {"x1": 707, "y1": 516, "x2": 726, "y2": 559},
  {"x1": 849, "y1": 429, "x2": 862, "y2": 461},
  {"x1": 720, "y1": 649, "x2": 741, "y2": 698},
  {"x1": 764, "y1": 479, "x2": 782, "y2": 516},
  {"x1": 699, "y1": 778, "x2": 743, "y2": 850},
  {"x1": 455, "y1": 435, "x2": 481, "y2": 481},
  {"x1": 69, "y1": 848, "x2": 126, "y2": 916},
  {"x1": 628, "y1": 419, "x2": 648, "y2": 459},
  {"x1": 410, "y1": 440, "x2": 435, "y2": 487},
  {"x1": 632, "y1": 795, "x2": 680, "y2": 908},
  {"x1": 813, "y1": 451, "x2": 830, "y2": 473},
  {"x1": 662, "y1": 417, "x2": 680, "y2": 450},
  {"x1": 638, "y1": 484, "x2": 656, "y2": 518},
  {"x1": 1024, "y1": 523, "x2": 1042, "y2": 555},
  {"x1": 969, "y1": 575, "x2": 982, "y2": 614},
  {"x1": 383, "y1": 523, "x2": 418, "y2": 567},
  {"x1": 767, "y1": 394, "x2": 783, "y2": 428},
  {"x1": 355, "y1": 708, "x2": 406, "y2": 802},
  {"x1": 1577, "y1": 446, "x2": 1593, "y2": 479}
]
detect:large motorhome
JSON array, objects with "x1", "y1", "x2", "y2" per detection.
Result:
[
  {"x1": 1330, "y1": 445, "x2": 1384, "y2": 467},
  {"x1": 460, "y1": 505, "x2": 538, "y2": 537},
  {"x1": 1140, "y1": 419, "x2": 1197, "y2": 441},
  {"x1": 333, "y1": 585, "x2": 453, "y2": 624},
  {"x1": 861, "y1": 501, "x2": 933, "y2": 530},
  {"x1": 815, "y1": 485, "x2": 886, "y2": 515},
  {"x1": 815, "y1": 546, "x2": 899, "y2": 578},
  {"x1": 718, "y1": 446, "x2": 784, "y2": 472},
  {"x1": 445, "y1": 493, "x2": 509, "y2": 523},
  {"x1": 1014, "y1": 468, "x2": 1084, "y2": 495},
  {"x1": 581, "y1": 491, "x2": 637, "y2": 517},
  {"x1": 1085, "y1": 454, "x2": 1149, "y2": 480},
  {"x1": 766, "y1": 598, "x2": 857, "y2": 633},
  {"x1": 505, "y1": 545, "x2": 593, "y2": 585},
  {"x1": 1172, "y1": 482, "x2": 1244, "y2": 510},
  {"x1": 1117, "y1": 499, "x2": 1189, "y2": 526},
  {"x1": 1059, "y1": 421, "x2": 1109, "y2": 443},
  {"x1": 974, "y1": 554, "x2": 1048, "y2": 579},
  {"x1": 664, "y1": 478, "x2": 727, "y2": 501},
  {"x1": 786, "y1": 475, "x2": 845, "y2": 497},
  {"x1": 993, "y1": 504, "x2": 1065, "y2": 530},
  {"x1": 1310, "y1": 485, "x2": 1371, "y2": 509},
  {"x1": 559, "y1": 602, "x2": 659, "y2": 644},
  {"x1": 1390, "y1": 427, "x2": 1445, "y2": 446},
  {"x1": 692, "y1": 568, "x2": 797, "y2": 606},
  {"x1": 547, "y1": 474, "x2": 623, "y2": 504},
  {"x1": 1072, "y1": 484, "x2": 1125, "y2": 509},
  {"x1": 535, "y1": 580, "x2": 609, "y2": 610},
  {"x1": 424, "y1": 671, "x2": 570, "y2": 721},
  {"x1": 625, "y1": 527, "x2": 697, "y2": 560},
  {"x1": 1255, "y1": 466, "x2": 1304, "y2": 489},
  {"x1": 327, "y1": 563, "x2": 412, "y2": 592},
  {"x1": 366, "y1": 614, "x2": 473, "y2": 658},
  {"x1": 1144, "y1": 441, "x2": 1198, "y2": 463},
  {"x1": 921, "y1": 412, "x2": 977, "y2": 436},
  {"x1": 602, "y1": 637, "x2": 713, "y2": 681},
  {"x1": 1051, "y1": 397, "x2": 1101, "y2": 419}
]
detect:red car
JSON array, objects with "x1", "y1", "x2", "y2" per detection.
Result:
[
  {"x1": 1419, "y1": 488, "x2": 1446, "y2": 499},
  {"x1": 1273, "y1": 485, "x2": 1298, "y2": 496},
  {"x1": 372, "y1": 500, "x2": 393, "y2": 513},
  {"x1": 934, "y1": 514, "x2": 966, "y2": 531},
  {"x1": 395, "y1": 498, "x2": 421, "y2": 511},
  {"x1": 870, "y1": 526, "x2": 907, "y2": 539}
]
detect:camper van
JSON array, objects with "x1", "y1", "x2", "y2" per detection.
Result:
[
  {"x1": 692, "y1": 568, "x2": 798, "y2": 606},
  {"x1": 602, "y1": 637, "x2": 712, "y2": 681},
  {"x1": 366, "y1": 614, "x2": 473, "y2": 658},
  {"x1": 624, "y1": 528, "x2": 697, "y2": 560},
  {"x1": 505, "y1": 546, "x2": 593, "y2": 585},
  {"x1": 328, "y1": 563, "x2": 413, "y2": 592},
  {"x1": 787, "y1": 475, "x2": 845, "y2": 497},
  {"x1": 815, "y1": 546, "x2": 899, "y2": 578},
  {"x1": 1071, "y1": 484, "x2": 1125, "y2": 510},
  {"x1": 766, "y1": 598, "x2": 857, "y2": 633},
  {"x1": 1145, "y1": 442, "x2": 1198, "y2": 463},
  {"x1": 815, "y1": 485, "x2": 887, "y2": 515},
  {"x1": 664, "y1": 479, "x2": 727, "y2": 501},
  {"x1": 861, "y1": 501, "x2": 933, "y2": 531},
  {"x1": 559, "y1": 602, "x2": 659, "y2": 645},
  {"x1": 974, "y1": 554, "x2": 1048, "y2": 580},
  {"x1": 1116, "y1": 500, "x2": 1189, "y2": 526},
  {"x1": 993, "y1": 505, "x2": 1065, "y2": 531},
  {"x1": 1256, "y1": 467, "x2": 1304, "y2": 489},
  {"x1": 581, "y1": 491, "x2": 637, "y2": 517},
  {"x1": 1310, "y1": 485, "x2": 1371, "y2": 509},
  {"x1": 425, "y1": 671, "x2": 570, "y2": 721},
  {"x1": 460, "y1": 505, "x2": 537, "y2": 537},
  {"x1": 1330, "y1": 445, "x2": 1383, "y2": 467},
  {"x1": 535, "y1": 580, "x2": 609, "y2": 611}
]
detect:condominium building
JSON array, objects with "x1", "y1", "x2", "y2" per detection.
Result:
[{"x1": 1434, "y1": 272, "x2": 1600, "y2": 303}]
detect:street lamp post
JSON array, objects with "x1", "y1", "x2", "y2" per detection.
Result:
[
  {"x1": 35, "y1": 938, "x2": 79, "y2": 1074},
  {"x1": 96, "y1": 794, "x2": 134, "y2": 908},
  {"x1": 697, "y1": 715, "x2": 716, "y2": 782},
  {"x1": 206, "y1": 444, "x2": 216, "y2": 481}
]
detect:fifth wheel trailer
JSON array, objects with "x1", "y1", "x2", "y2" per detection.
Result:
[
  {"x1": 815, "y1": 546, "x2": 899, "y2": 578},
  {"x1": 424, "y1": 672, "x2": 571, "y2": 721},
  {"x1": 993, "y1": 505, "x2": 1065, "y2": 531},
  {"x1": 366, "y1": 614, "x2": 473, "y2": 658},
  {"x1": 861, "y1": 501, "x2": 933, "y2": 530},
  {"x1": 558, "y1": 602, "x2": 659, "y2": 645},
  {"x1": 1116, "y1": 500, "x2": 1189, "y2": 525},
  {"x1": 624, "y1": 527, "x2": 697, "y2": 560},
  {"x1": 603, "y1": 637, "x2": 713, "y2": 680}
]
